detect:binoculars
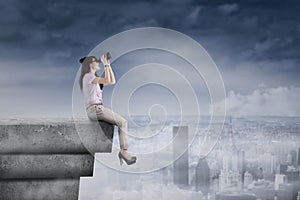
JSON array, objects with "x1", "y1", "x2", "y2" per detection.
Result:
[
  {"x1": 99, "y1": 52, "x2": 111, "y2": 63},
  {"x1": 79, "y1": 53, "x2": 112, "y2": 64}
]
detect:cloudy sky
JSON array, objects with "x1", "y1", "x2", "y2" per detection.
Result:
[{"x1": 0, "y1": 0, "x2": 299, "y2": 118}]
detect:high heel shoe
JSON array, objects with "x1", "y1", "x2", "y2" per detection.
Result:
[{"x1": 118, "y1": 151, "x2": 137, "y2": 166}]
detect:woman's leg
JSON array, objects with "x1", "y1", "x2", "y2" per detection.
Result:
[
  {"x1": 99, "y1": 106, "x2": 129, "y2": 150},
  {"x1": 87, "y1": 105, "x2": 136, "y2": 164},
  {"x1": 87, "y1": 105, "x2": 128, "y2": 150}
]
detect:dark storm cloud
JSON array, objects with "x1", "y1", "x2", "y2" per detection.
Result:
[
  {"x1": 179, "y1": 0, "x2": 300, "y2": 78},
  {"x1": 0, "y1": 1, "x2": 298, "y2": 82},
  {"x1": 0, "y1": 0, "x2": 299, "y2": 78},
  {"x1": 1, "y1": 0, "x2": 299, "y2": 64},
  {"x1": 0, "y1": 0, "x2": 74, "y2": 61},
  {"x1": 185, "y1": 0, "x2": 300, "y2": 60}
]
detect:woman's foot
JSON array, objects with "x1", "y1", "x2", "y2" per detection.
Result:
[{"x1": 118, "y1": 149, "x2": 137, "y2": 165}]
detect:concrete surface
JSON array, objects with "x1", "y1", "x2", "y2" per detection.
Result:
[
  {"x1": 0, "y1": 118, "x2": 115, "y2": 200},
  {"x1": 0, "y1": 178, "x2": 79, "y2": 200},
  {"x1": 0, "y1": 154, "x2": 94, "y2": 179},
  {"x1": 0, "y1": 118, "x2": 114, "y2": 154}
]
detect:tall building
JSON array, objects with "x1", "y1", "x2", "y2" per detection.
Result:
[
  {"x1": 277, "y1": 183, "x2": 293, "y2": 200},
  {"x1": 219, "y1": 116, "x2": 242, "y2": 191},
  {"x1": 259, "y1": 152, "x2": 276, "y2": 181},
  {"x1": 212, "y1": 175, "x2": 220, "y2": 199},
  {"x1": 287, "y1": 152, "x2": 293, "y2": 165},
  {"x1": 284, "y1": 169, "x2": 299, "y2": 182},
  {"x1": 195, "y1": 158, "x2": 210, "y2": 199},
  {"x1": 173, "y1": 126, "x2": 189, "y2": 188},
  {"x1": 298, "y1": 148, "x2": 300, "y2": 166},
  {"x1": 249, "y1": 180, "x2": 275, "y2": 200},
  {"x1": 237, "y1": 150, "x2": 245, "y2": 186},
  {"x1": 219, "y1": 170, "x2": 242, "y2": 191},
  {"x1": 291, "y1": 150, "x2": 297, "y2": 167},
  {"x1": 161, "y1": 166, "x2": 171, "y2": 185},
  {"x1": 274, "y1": 174, "x2": 287, "y2": 190},
  {"x1": 244, "y1": 171, "x2": 253, "y2": 189},
  {"x1": 274, "y1": 142, "x2": 291, "y2": 164},
  {"x1": 227, "y1": 116, "x2": 237, "y2": 152},
  {"x1": 297, "y1": 191, "x2": 300, "y2": 200},
  {"x1": 222, "y1": 155, "x2": 231, "y2": 172},
  {"x1": 280, "y1": 167, "x2": 300, "y2": 199},
  {"x1": 279, "y1": 164, "x2": 288, "y2": 174}
]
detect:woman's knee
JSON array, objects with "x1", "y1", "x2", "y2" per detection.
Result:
[{"x1": 119, "y1": 118, "x2": 127, "y2": 127}]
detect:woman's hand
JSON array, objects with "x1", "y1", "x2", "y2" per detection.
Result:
[{"x1": 100, "y1": 54, "x2": 110, "y2": 66}]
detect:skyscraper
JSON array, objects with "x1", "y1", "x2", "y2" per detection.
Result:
[
  {"x1": 274, "y1": 174, "x2": 287, "y2": 190},
  {"x1": 219, "y1": 116, "x2": 242, "y2": 191},
  {"x1": 279, "y1": 164, "x2": 288, "y2": 174},
  {"x1": 228, "y1": 116, "x2": 237, "y2": 152},
  {"x1": 298, "y1": 148, "x2": 300, "y2": 166},
  {"x1": 237, "y1": 150, "x2": 245, "y2": 177},
  {"x1": 277, "y1": 183, "x2": 293, "y2": 200},
  {"x1": 161, "y1": 166, "x2": 170, "y2": 185},
  {"x1": 173, "y1": 126, "x2": 189, "y2": 188},
  {"x1": 259, "y1": 152, "x2": 276, "y2": 181},
  {"x1": 195, "y1": 158, "x2": 210, "y2": 198},
  {"x1": 291, "y1": 150, "x2": 297, "y2": 167},
  {"x1": 244, "y1": 171, "x2": 253, "y2": 189}
]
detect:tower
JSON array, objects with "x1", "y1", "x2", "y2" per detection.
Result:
[
  {"x1": 219, "y1": 116, "x2": 242, "y2": 191},
  {"x1": 237, "y1": 150, "x2": 245, "y2": 186},
  {"x1": 195, "y1": 158, "x2": 210, "y2": 199},
  {"x1": 228, "y1": 116, "x2": 237, "y2": 152},
  {"x1": 173, "y1": 126, "x2": 189, "y2": 188},
  {"x1": 298, "y1": 148, "x2": 300, "y2": 166},
  {"x1": 244, "y1": 171, "x2": 253, "y2": 188},
  {"x1": 290, "y1": 150, "x2": 297, "y2": 167},
  {"x1": 259, "y1": 152, "x2": 276, "y2": 181}
]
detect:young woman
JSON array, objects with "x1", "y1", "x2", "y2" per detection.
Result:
[{"x1": 79, "y1": 54, "x2": 137, "y2": 165}]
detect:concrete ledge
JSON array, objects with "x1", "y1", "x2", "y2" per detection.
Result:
[
  {"x1": 0, "y1": 154, "x2": 94, "y2": 179},
  {"x1": 0, "y1": 178, "x2": 79, "y2": 200},
  {"x1": 0, "y1": 118, "x2": 114, "y2": 154},
  {"x1": 0, "y1": 118, "x2": 115, "y2": 199}
]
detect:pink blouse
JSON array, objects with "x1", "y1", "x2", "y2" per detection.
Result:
[{"x1": 82, "y1": 72, "x2": 103, "y2": 108}]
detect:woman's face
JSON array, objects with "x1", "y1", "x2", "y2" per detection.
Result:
[{"x1": 89, "y1": 58, "x2": 100, "y2": 71}]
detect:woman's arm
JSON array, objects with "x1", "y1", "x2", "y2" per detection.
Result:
[
  {"x1": 91, "y1": 55, "x2": 114, "y2": 85},
  {"x1": 92, "y1": 75, "x2": 112, "y2": 85},
  {"x1": 98, "y1": 54, "x2": 116, "y2": 85},
  {"x1": 106, "y1": 64, "x2": 116, "y2": 84},
  {"x1": 104, "y1": 65, "x2": 111, "y2": 83}
]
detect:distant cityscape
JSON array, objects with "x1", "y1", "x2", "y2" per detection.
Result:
[
  {"x1": 79, "y1": 116, "x2": 300, "y2": 200},
  {"x1": 169, "y1": 116, "x2": 300, "y2": 200}
]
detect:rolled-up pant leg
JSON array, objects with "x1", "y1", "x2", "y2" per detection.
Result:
[{"x1": 86, "y1": 105, "x2": 128, "y2": 150}]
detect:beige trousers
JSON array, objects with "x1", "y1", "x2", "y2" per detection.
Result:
[{"x1": 86, "y1": 104, "x2": 128, "y2": 150}]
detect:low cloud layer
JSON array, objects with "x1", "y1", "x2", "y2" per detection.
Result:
[{"x1": 216, "y1": 86, "x2": 300, "y2": 117}]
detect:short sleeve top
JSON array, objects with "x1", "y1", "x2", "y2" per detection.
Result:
[{"x1": 82, "y1": 72, "x2": 103, "y2": 108}]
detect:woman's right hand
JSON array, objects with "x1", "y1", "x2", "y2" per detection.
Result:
[{"x1": 100, "y1": 54, "x2": 109, "y2": 65}]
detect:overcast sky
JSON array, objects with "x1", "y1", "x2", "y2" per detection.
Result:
[{"x1": 0, "y1": 0, "x2": 299, "y2": 118}]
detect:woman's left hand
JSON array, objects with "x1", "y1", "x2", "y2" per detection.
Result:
[{"x1": 100, "y1": 54, "x2": 106, "y2": 64}]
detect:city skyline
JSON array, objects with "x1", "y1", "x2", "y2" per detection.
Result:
[{"x1": 78, "y1": 115, "x2": 300, "y2": 199}]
